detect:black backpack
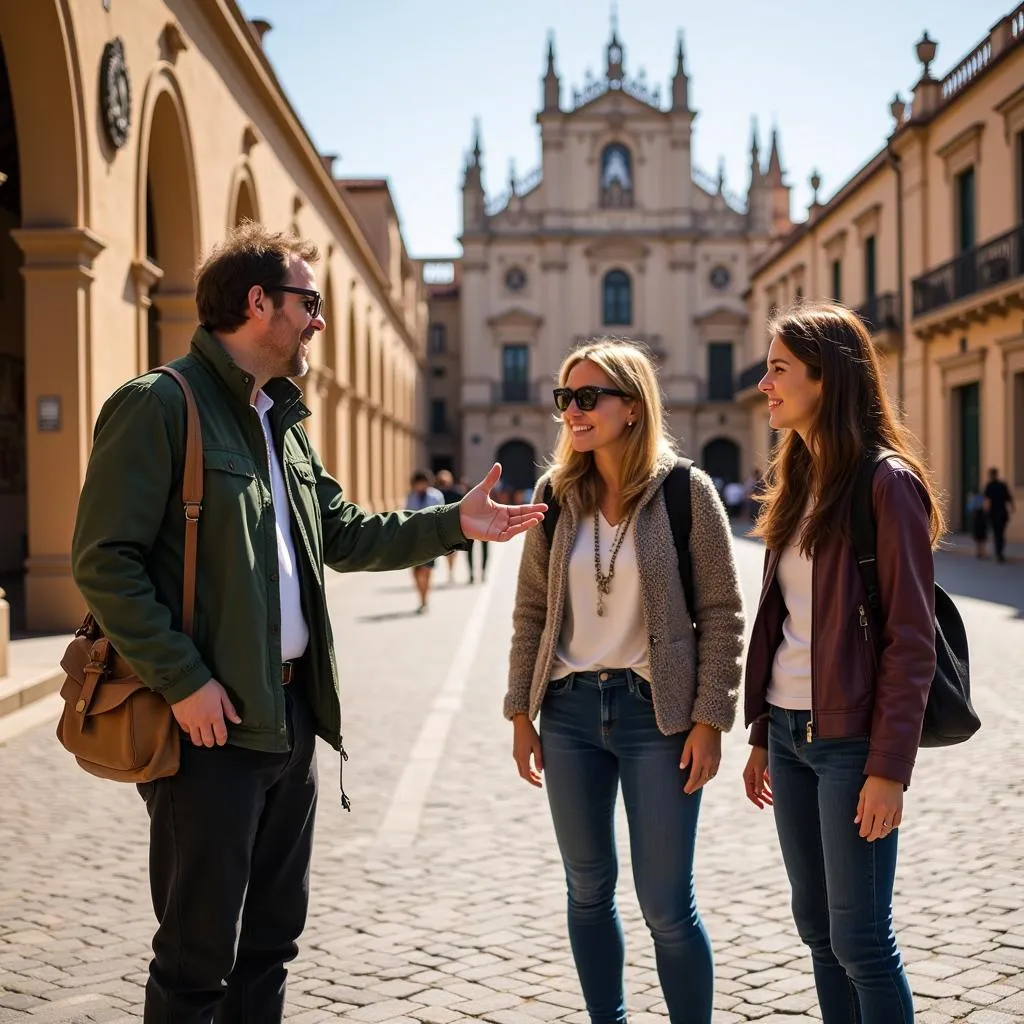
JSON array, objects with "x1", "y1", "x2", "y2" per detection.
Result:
[
  {"x1": 542, "y1": 458, "x2": 697, "y2": 629},
  {"x1": 851, "y1": 453, "x2": 980, "y2": 747}
]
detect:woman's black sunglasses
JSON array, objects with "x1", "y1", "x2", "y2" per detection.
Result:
[
  {"x1": 553, "y1": 386, "x2": 631, "y2": 412},
  {"x1": 266, "y1": 285, "x2": 323, "y2": 320}
]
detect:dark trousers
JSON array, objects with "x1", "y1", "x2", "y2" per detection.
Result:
[
  {"x1": 990, "y1": 514, "x2": 1008, "y2": 561},
  {"x1": 137, "y1": 686, "x2": 318, "y2": 1024}
]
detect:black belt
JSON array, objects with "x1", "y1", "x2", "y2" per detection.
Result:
[{"x1": 282, "y1": 661, "x2": 296, "y2": 685}]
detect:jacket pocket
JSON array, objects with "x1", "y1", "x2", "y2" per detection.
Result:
[{"x1": 203, "y1": 449, "x2": 260, "y2": 511}]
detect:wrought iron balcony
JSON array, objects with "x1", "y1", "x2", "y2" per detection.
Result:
[
  {"x1": 854, "y1": 292, "x2": 901, "y2": 335},
  {"x1": 736, "y1": 359, "x2": 767, "y2": 394},
  {"x1": 912, "y1": 224, "x2": 1024, "y2": 318}
]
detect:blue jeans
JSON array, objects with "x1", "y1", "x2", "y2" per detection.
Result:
[
  {"x1": 539, "y1": 669, "x2": 713, "y2": 1024},
  {"x1": 768, "y1": 707, "x2": 914, "y2": 1023}
]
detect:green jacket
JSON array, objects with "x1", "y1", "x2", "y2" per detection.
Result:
[{"x1": 72, "y1": 327, "x2": 466, "y2": 763}]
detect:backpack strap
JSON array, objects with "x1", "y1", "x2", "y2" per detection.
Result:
[
  {"x1": 544, "y1": 460, "x2": 693, "y2": 629},
  {"x1": 850, "y1": 450, "x2": 890, "y2": 626},
  {"x1": 663, "y1": 458, "x2": 696, "y2": 630},
  {"x1": 541, "y1": 481, "x2": 560, "y2": 550},
  {"x1": 154, "y1": 366, "x2": 204, "y2": 638}
]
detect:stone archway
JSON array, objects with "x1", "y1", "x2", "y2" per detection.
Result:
[
  {"x1": 0, "y1": 1, "x2": 96, "y2": 630},
  {"x1": 701, "y1": 437, "x2": 741, "y2": 488},
  {"x1": 135, "y1": 68, "x2": 200, "y2": 369},
  {"x1": 229, "y1": 163, "x2": 259, "y2": 228},
  {"x1": 495, "y1": 439, "x2": 538, "y2": 496}
]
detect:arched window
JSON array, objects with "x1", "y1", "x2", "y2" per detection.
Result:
[
  {"x1": 600, "y1": 143, "x2": 633, "y2": 208},
  {"x1": 603, "y1": 269, "x2": 632, "y2": 325}
]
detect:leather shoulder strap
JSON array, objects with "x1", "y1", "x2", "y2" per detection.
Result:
[
  {"x1": 850, "y1": 450, "x2": 890, "y2": 626},
  {"x1": 154, "y1": 366, "x2": 203, "y2": 638},
  {"x1": 663, "y1": 458, "x2": 695, "y2": 628}
]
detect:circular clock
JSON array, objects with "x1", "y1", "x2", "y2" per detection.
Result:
[
  {"x1": 709, "y1": 265, "x2": 731, "y2": 291},
  {"x1": 505, "y1": 266, "x2": 527, "y2": 292}
]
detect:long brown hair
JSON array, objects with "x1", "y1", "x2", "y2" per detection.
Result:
[
  {"x1": 754, "y1": 303, "x2": 945, "y2": 554},
  {"x1": 548, "y1": 339, "x2": 676, "y2": 516}
]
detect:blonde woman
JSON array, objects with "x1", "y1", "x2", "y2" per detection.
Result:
[{"x1": 505, "y1": 340, "x2": 745, "y2": 1024}]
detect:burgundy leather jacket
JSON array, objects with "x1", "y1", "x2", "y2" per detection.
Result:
[{"x1": 744, "y1": 457, "x2": 936, "y2": 786}]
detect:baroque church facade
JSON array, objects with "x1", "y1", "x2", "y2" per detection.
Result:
[{"x1": 454, "y1": 26, "x2": 793, "y2": 491}]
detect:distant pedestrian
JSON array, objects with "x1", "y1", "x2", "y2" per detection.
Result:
[
  {"x1": 967, "y1": 489, "x2": 988, "y2": 558},
  {"x1": 435, "y1": 469, "x2": 463, "y2": 583},
  {"x1": 983, "y1": 467, "x2": 1015, "y2": 563},
  {"x1": 406, "y1": 471, "x2": 445, "y2": 612},
  {"x1": 506, "y1": 338, "x2": 745, "y2": 1024},
  {"x1": 723, "y1": 479, "x2": 746, "y2": 518},
  {"x1": 743, "y1": 303, "x2": 945, "y2": 1023},
  {"x1": 459, "y1": 476, "x2": 488, "y2": 583}
]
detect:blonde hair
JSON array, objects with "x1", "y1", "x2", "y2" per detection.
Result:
[{"x1": 547, "y1": 338, "x2": 676, "y2": 515}]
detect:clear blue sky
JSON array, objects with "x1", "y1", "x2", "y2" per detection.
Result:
[{"x1": 237, "y1": 1, "x2": 1010, "y2": 257}]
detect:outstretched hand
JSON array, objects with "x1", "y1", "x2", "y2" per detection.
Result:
[{"x1": 459, "y1": 463, "x2": 547, "y2": 542}]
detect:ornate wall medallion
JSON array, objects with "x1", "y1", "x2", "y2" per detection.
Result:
[{"x1": 100, "y1": 38, "x2": 131, "y2": 149}]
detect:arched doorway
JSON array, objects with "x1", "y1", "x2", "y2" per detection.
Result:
[
  {"x1": 495, "y1": 439, "x2": 538, "y2": 496},
  {"x1": 0, "y1": 0, "x2": 94, "y2": 630},
  {"x1": 138, "y1": 74, "x2": 199, "y2": 368},
  {"x1": 0, "y1": 37, "x2": 25, "y2": 628},
  {"x1": 701, "y1": 437, "x2": 740, "y2": 489}
]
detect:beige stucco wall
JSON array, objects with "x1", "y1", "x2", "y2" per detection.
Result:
[{"x1": 0, "y1": 0, "x2": 427, "y2": 632}]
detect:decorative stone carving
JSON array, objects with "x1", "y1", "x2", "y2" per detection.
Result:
[
  {"x1": 160, "y1": 22, "x2": 189, "y2": 64},
  {"x1": 100, "y1": 38, "x2": 131, "y2": 149}
]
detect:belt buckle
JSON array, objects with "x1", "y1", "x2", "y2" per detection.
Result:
[{"x1": 282, "y1": 662, "x2": 294, "y2": 685}]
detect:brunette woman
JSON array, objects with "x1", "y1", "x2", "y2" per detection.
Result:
[
  {"x1": 506, "y1": 339, "x2": 745, "y2": 1024},
  {"x1": 742, "y1": 303, "x2": 944, "y2": 1023}
]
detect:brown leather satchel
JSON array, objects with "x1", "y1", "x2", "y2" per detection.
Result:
[{"x1": 57, "y1": 366, "x2": 204, "y2": 782}]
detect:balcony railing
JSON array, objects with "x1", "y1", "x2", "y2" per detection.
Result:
[
  {"x1": 912, "y1": 224, "x2": 1024, "y2": 318},
  {"x1": 493, "y1": 380, "x2": 533, "y2": 404},
  {"x1": 854, "y1": 292, "x2": 901, "y2": 335},
  {"x1": 736, "y1": 359, "x2": 767, "y2": 393}
]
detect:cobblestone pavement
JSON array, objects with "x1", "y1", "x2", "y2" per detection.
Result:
[{"x1": 2, "y1": 532, "x2": 1023, "y2": 1024}]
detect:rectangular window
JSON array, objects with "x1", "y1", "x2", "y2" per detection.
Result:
[
  {"x1": 956, "y1": 167, "x2": 976, "y2": 252},
  {"x1": 428, "y1": 323, "x2": 446, "y2": 354},
  {"x1": 502, "y1": 344, "x2": 530, "y2": 402},
  {"x1": 430, "y1": 398, "x2": 447, "y2": 435},
  {"x1": 864, "y1": 236, "x2": 877, "y2": 300},
  {"x1": 431, "y1": 365, "x2": 445, "y2": 379},
  {"x1": 707, "y1": 342, "x2": 734, "y2": 402},
  {"x1": 831, "y1": 259, "x2": 842, "y2": 303}
]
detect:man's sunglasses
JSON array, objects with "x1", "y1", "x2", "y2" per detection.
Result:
[
  {"x1": 266, "y1": 285, "x2": 323, "y2": 320},
  {"x1": 553, "y1": 386, "x2": 631, "y2": 412}
]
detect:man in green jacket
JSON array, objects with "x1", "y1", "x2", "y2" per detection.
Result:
[{"x1": 71, "y1": 222, "x2": 546, "y2": 1024}]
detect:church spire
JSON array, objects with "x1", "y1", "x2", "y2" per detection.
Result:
[
  {"x1": 543, "y1": 31, "x2": 561, "y2": 112},
  {"x1": 606, "y1": 2, "x2": 624, "y2": 82},
  {"x1": 671, "y1": 30, "x2": 689, "y2": 111},
  {"x1": 766, "y1": 124, "x2": 784, "y2": 184},
  {"x1": 749, "y1": 116, "x2": 762, "y2": 181}
]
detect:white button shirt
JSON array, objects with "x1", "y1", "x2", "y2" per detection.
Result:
[{"x1": 253, "y1": 390, "x2": 309, "y2": 663}]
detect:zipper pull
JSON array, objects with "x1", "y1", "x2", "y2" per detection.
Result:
[
  {"x1": 806, "y1": 718, "x2": 814, "y2": 744},
  {"x1": 858, "y1": 604, "x2": 869, "y2": 642}
]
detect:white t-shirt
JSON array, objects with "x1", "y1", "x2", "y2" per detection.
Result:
[
  {"x1": 253, "y1": 390, "x2": 310, "y2": 664},
  {"x1": 550, "y1": 511, "x2": 651, "y2": 681},
  {"x1": 766, "y1": 537, "x2": 814, "y2": 710}
]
